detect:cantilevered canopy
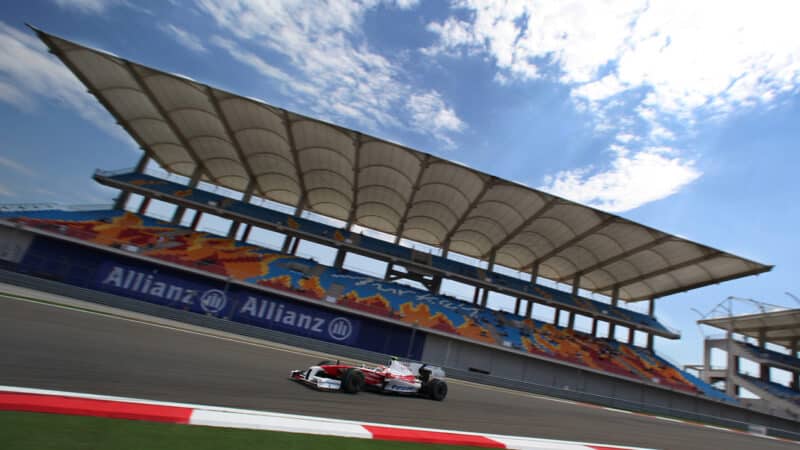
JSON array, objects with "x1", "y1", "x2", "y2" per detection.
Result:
[
  {"x1": 35, "y1": 28, "x2": 772, "y2": 302},
  {"x1": 700, "y1": 310, "x2": 800, "y2": 349}
]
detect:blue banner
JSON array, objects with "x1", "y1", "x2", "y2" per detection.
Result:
[
  {"x1": 232, "y1": 292, "x2": 361, "y2": 345},
  {"x1": 94, "y1": 262, "x2": 234, "y2": 318}
]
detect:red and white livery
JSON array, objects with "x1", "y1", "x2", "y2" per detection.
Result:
[{"x1": 290, "y1": 359, "x2": 448, "y2": 401}]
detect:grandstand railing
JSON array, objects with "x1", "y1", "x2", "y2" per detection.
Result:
[{"x1": 93, "y1": 170, "x2": 677, "y2": 338}]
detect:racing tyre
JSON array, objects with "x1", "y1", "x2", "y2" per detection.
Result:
[
  {"x1": 426, "y1": 379, "x2": 447, "y2": 401},
  {"x1": 341, "y1": 369, "x2": 364, "y2": 394}
]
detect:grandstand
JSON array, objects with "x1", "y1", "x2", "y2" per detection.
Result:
[
  {"x1": 0, "y1": 27, "x2": 786, "y2": 423},
  {"x1": 689, "y1": 307, "x2": 800, "y2": 418}
]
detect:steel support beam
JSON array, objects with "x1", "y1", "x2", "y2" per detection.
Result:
[
  {"x1": 514, "y1": 298, "x2": 521, "y2": 316},
  {"x1": 115, "y1": 154, "x2": 149, "y2": 210},
  {"x1": 241, "y1": 224, "x2": 253, "y2": 242},
  {"x1": 608, "y1": 286, "x2": 619, "y2": 340},
  {"x1": 172, "y1": 167, "x2": 202, "y2": 225},
  {"x1": 228, "y1": 181, "x2": 255, "y2": 239},
  {"x1": 137, "y1": 196, "x2": 151, "y2": 215},
  {"x1": 190, "y1": 210, "x2": 202, "y2": 230}
]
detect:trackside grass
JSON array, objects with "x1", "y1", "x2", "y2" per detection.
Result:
[{"x1": 0, "y1": 411, "x2": 484, "y2": 450}]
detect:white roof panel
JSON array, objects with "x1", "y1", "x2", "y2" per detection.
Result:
[{"x1": 36, "y1": 28, "x2": 772, "y2": 301}]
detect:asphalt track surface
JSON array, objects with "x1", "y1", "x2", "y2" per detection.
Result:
[{"x1": 1, "y1": 294, "x2": 796, "y2": 450}]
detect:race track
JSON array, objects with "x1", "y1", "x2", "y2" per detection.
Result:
[{"x1": 0, "y1": 292, "x2": 795, "y2": 450}]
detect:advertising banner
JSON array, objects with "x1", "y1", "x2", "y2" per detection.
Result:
[
  {"x1": 232, "y1": 291, "x2": 361, "y2": 346},
  {"x1": 94, "y1": 261, "x2": 234, "y2": 318}
]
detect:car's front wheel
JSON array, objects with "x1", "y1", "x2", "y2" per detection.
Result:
[{"x1": 341, "y1": 368, "x2": 364, "y2": 394}]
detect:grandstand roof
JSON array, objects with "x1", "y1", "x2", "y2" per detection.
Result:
[
  {"x1": 35, "y1": 27, "x2": 773, "y2": 302},
  {"x1": 700, "y1": 309, "x2": 800, "y2": 348}
]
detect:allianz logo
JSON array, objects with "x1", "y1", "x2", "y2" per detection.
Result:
[
  {"x1": 101, "y1": 266, "x2": 226, "y2": 314},
  {"x1": 240, "y1": 296, "x2": 353, "y2": 341}
]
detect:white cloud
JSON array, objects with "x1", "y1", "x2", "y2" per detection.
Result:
[
  {"x1": 197, "y1": 0, "x2": 463, "y2": 145},
  {"x1": 0, "y1": 22, "x2": 129, "y2": 142},
  {"x1": 392, "y1": 0, "x2": 420, "y2": 9},
  {"x1": 160, "y1": 24, "x2": 207, "y2": 53},
  {"x1": 53, "y1": 0, "x2": 114, "y2": 14},
  {"x1": 0, "y1": 156, "x2": 35, "y2": 177},
  {"x1": 541, "y1": 145, "x2": 701, "y2": 212},
  {"x1": 52, "y1": 0, "x2": 152, "y2": 15},
  {"x1": 427, "y1": 0, "x2": 800, "y2": 211},
  {"x1": 406, "y1": 91, "x2": 465, "y2": 148},
  {"x1": 0, "y1": 183, "x2": 12, "y2": 196}
]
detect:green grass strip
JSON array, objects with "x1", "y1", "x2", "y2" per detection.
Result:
[{"x1": 0, "y1": 412, "x2": 484, "y2": 450}]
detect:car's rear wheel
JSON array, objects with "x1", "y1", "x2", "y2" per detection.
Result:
[
  {"x1": 341, "y1": 368, "x2": 364, "y2": 394},
  {"x1": 426, "y1": 379, "x2": 447, "y2": 401}
]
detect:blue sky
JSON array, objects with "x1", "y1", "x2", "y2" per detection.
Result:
[{"x1": 1, "y1": 0, "x2": 800, "y2": 372}]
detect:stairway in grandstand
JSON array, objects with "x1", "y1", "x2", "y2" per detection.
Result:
[{"x1": 0, "y1": 207, "x2": 731, "y2": 400}]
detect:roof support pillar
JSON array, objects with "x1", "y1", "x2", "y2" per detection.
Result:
[
  {"x1": 172, "y1": 167, "x2": 201, "y2": 225},
  {"x1": 480, "y1": 253, "x2": 495, "y2": 308},
  {"x1": 530, "y1": 264, "x2": 539, "y2": 285},
  {"x1": 333, "y1": 246, "x2": 347, "y2": 269},
  {"x1": 525, "y1": 300, "x2": 534, "y2": 319},
  {"x1": 758, "y1": 327, "x2": 769, "y2": 382},
  {"x1": 554, "y1": 308, "x2": 561, "y2": 327},
  {"x1": 572, "y1": 275, "x2": 580, "y2": 297},
  {"x1": 281, "y1": 235, "x2": 294, "y2": 254},
  {"x1": 115, "y1": 153, "x2": 149, "y2": 210},
  {"x1": 608, "y1": 286, "x2": 619, "y2": 340},
  {"x1": 628, "y1": 326, "x2": 634, "y2": 345},
  {"x1": 567, "y1": 311, "x2": 575, "y2": 330},
  {"x1": 384, "y1": 263, "x2": 393, "y2": 281},
  {"x1": 514, "y1": 298, "x2": 521, "y2": 316},
  {"x1": 432, "y1": 276, "x2": 443, "y2": 294},
  {"x1": 591, "y1": 318, "x2": 598, "y2": 337},
  {"x1": 137, "y1": 196, "x2": 151, "y2": 215},
  {"x1": 648, "y1": 298, "x2": 655, "y2": 316},
  {"x1": 647, "y1": 333, "x2": 654, "y2": 351},
  {"x1": 480, "y1": 288, "x2": 490, "y2": 308},
  {"x1": 289, "y1": 235, "x2": 301, "y2": 255},
  {"x1": 792, "y1": 338, "x2": 799, "y2": 358},
  {"x1": 281, "y1": 204, "x2": 305, "y2": 253},
  {"x1": 228, "y1": 181, "x2": 256, "y2": 239},
  {"x1": 190, "y1": 210, "x2": 202, "y2": 230},
  {"x1": 472, "y1": 286, "x2": 481, "y2": 305},
  {"x1": 241, "y1": 223, "x2": 253, "y2": 243}
]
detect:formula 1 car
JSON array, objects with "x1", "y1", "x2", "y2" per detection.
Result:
[{"x1": 290, "y1": 358, "x2": 448, "y2": 401}]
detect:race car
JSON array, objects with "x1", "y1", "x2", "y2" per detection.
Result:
[{"x1": 290, "y1": 358, "x2": 448, "y2": 401}]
